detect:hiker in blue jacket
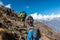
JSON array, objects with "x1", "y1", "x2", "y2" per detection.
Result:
[{"x1": 26, "y1": 16, "x2": 41, "y2": 40}]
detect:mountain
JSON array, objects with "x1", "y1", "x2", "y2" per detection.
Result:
[
  {"x1": 0, "y1": 5, "x2": 60, "y2": 40},
  {"x1": 41, "y1": 17, "x2": 60, "y2": 33},
  {"x1": 34, "y1": 22, "x2": 60, "y2": 40}
]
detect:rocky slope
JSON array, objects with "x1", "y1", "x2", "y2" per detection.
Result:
[
  {"x1": 34, "y1": 22, "x2": 60, "y2": 40},
  {"x1": 0, "y1": 5, "x2": 60, "y2": 40}
]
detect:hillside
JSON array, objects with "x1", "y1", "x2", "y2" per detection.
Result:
[
  {"x1": 41, "y1": 18, "x2": 60, "y2": 33},
  {"x1": 34, "y1": 22, "x2": 60, "y2": 40},
  {"x1": 0, "y1": 5, "x2": 60, "y2": 40}
]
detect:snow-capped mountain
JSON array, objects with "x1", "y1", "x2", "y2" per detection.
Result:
[
  {"x1": 31, "y1": 13, "x2": 60, "y2": 33},
  {"x1": 41, "y1": 17, "x2": 60, "y2": 33}
]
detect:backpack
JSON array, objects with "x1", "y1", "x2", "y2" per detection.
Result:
[{"x1": 33, "y1": 27, "x2": 41, "y2": 38}]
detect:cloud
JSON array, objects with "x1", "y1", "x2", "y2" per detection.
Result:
[
  {"x1": 0, "y1": 1, "x2": 11, "y2": 8},
  {"x1": 26, "y1": 6, "x2": 29, "y2": 9},
  {"x1": 31, "y1": 12, "x2": 60, "y2": 21},
  {"x1": 0, "y1": 1, "x2": 3, "y2": 5},
  {"x1": 5, "y1": 4, "x2": 11, "y2": 8}
]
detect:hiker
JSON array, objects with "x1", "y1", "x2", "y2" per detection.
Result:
[
  {"x1": 26, "y1": 16, "x2": 41, "y2": 40},
  {"x1": 18, "y1": 11, "x2": 26, "y2": 22},
  {"x1": 18, "y1": 11, "x2": 27, "y2": 27}
]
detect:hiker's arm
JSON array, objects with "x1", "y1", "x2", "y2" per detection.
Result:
[{"x1": 27, "y1": 30, "x2": 33, "y2": 40}]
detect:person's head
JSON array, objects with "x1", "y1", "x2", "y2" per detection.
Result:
[{"x1": 25, "y1": 16, "x2": 34, "y2": 26}]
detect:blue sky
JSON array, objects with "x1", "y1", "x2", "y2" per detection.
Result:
[
  {"x1": 0, "y1": 0, "x2": 60, "y2": 15},
  {"x1": 0, "y1": 0, "x2": 60, "y2": 33}
]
